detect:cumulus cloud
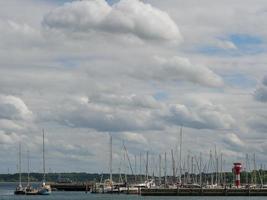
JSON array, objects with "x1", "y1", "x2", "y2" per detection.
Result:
[
  {"x1": 0, "y1": 95, "x2": 32, "y2": 121},
  {"x1": 87, "y1": 93, "x2": 161, "y2": 109},
  {"x1": 52, "y1": 94, "x2": 235, "y2": 133},
  {"x1": 42, "y1": 0, "x2": 182, "y2": 43},
  {"x1": 0, "y1": 95, "x2": 33, "y2": 136},
  {"x1": 164, "y1": 99, "x2": 235, "y2": 129},
  {"x1": 138, "y1": 56, "x2": 223, "y2": 87},
  {"x1": 54, "y1": 96, "x2": 162, "y2": 132}
]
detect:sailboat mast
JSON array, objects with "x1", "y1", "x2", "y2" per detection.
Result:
[
  {"x1": 146, "y1": 151, "x2": 149, "y2": 181},
  {"x1": 179, "y1": 126, "x2": 183, "y2": 183},
  {"x1": 164, "y1": 152, "x2": 167, "y2": 187},
  {"x1": 109, "y1": 134, "x2": 112, "y2": 183},
  {"x1": 139, "y1": 152, "x2": 142, "y2": 182},
  {"x1": 171, "y1": 149, "x2": 175, "y2": 183},
  {"x1": 19, "y1": 142, "x2": 22, "y2": 187},
  {"x1": 43, "y1": 129, "x2": 46, "y2": 183},
  {"x1": 134, "y1": 154, "x2": 137, "y2": 182},
  {"x1": 27, "y1": 150, "x2": 30, "y2": 186},
  {"x1": 159, "y1": 154, "x2": 162, "y2": 186}
]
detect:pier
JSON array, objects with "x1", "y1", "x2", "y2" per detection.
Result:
[
  {"x1": 50, "y1": 182, "x2": 92, "y2": 191},
  {"x1": 141, "y1": 188, "x2": 267, "y2": 196}
]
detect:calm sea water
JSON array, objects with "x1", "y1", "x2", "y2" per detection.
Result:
[{"x1": 0, "y1": 183, "x2": 265, "y2": 200}]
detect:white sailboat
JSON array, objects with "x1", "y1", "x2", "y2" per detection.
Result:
[
  {"x1": 37, "y1": 129, "x2": 52, "y2": 195},
  {"x1": 25, "y1": 150, "x2": 38, "y2": 195},
  {"x1": 14, "y1": 142, "x2": 25, "y2": 195}
]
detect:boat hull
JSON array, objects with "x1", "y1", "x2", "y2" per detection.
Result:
[
  {"x1": 38, "y1": 189, "x2": 51, "y2": 195},
  {"x1": 14, "y1": 190, "x2": 25, "y2": 195}
]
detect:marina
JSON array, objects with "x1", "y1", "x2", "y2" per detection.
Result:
[{"x1": 10, "y1": 129, "x2": 267, "y2": 197}]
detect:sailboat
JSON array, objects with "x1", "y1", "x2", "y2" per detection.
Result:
[
  {"x1": 25, "y1": 150, "x2": 38, "y2": 195},
  {"x1": 14, "y1": 142, "x2": 25, "y2": 195},
  {"x1": 92, "y1": 134, "x2": 115, "y2": 193},
  {"x1": 37, "y1": 129, "x2": 52, "y2": 195}
]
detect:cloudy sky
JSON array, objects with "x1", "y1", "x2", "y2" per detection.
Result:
[{"x1": 0, "y1": 0, "x2": 267, "y2": 174}]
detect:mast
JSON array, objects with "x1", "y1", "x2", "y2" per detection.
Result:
[
  {"x1": 214, "y1": 145, "x2": 218, "y2": 185},
  {"x1": 200, "y1": 152, "x2": 202, "y2": 187},
  {"x1": 123, "y1": 142, "x2": 134, "y2": 175},
  {"x1": 191, "y1": 156, "x2": 194, "y2": 184},
  {"x1": 27, "y1": 150, "x2": 30, "y2": 186},
  {"x1": 179, "y1": 126, "x2": 183, "y2": 183},
  {"x1": 139, "y1": 152, "x2": 142, "y2": 182},
  {"x1": 42, "y1": 129, "x2": 46, "y2": 183},
  {"x1": 159, "y1": 154, "x2": 162, "y2": 186},
  {"x1": 187, "y1": 151, "x2": 190, "y2": 184},
  {"x1": 220, "y1": 153, "x2": 223, "y2": 185},
  {"x1": 19, "y1": 142, "x2": 22, "y2": 187},
  {"x1": 171, "y1": 149, "x2": 175, "y2": 183},
  {"x1": 145, "y1": 151, "x2": 149, "y2": 181},
  {"x1": 253, "y1": 153, "x2": 256, "y2": 185},
  {"x1": 245, "y1": 153, "x2": 249, "y2": 185},
  {"x1": 164, "y1": 152, "x2": 167, "y2": 187},
  {"x1": 134, "y1": 154, "x2": 137, "y2": 182},
  {"x1": 109, "y1": 134, "x2": 112, "y2": 183}
]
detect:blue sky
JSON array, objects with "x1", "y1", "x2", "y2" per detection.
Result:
[{"x1": 198, "y1": 34, "x2": 265, "y2": 56}]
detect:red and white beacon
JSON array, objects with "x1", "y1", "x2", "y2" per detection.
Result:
[{"x1": 232, "y1": 163, "x2": 242, "y2": 188}]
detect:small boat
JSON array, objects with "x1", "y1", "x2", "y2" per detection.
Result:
[
  {"x1": 25, "y1": 186, "x2": 38, "y2": 195},
  {"x1": 38, "y1": 182, "x2": 52, "y2": 195},
  {"x1": 14, "y1": 184, "x2": 25, "y2": 195}
]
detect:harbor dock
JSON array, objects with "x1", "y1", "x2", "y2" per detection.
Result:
[
  {"x1": 141, "y1": 188, "x2": 267, "y2": 196},
  {"x1": 50, "y1": 182, "x2": 92, "y2": 191}
]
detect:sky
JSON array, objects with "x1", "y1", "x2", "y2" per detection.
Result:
[{"x1": 0, "y1": 0, "x2": 267, "y2": 175}]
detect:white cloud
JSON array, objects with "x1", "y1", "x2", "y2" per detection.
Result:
[
  {"x1": 0, "y1": 19, "x2": 43, "y2": 48},
  {"x1": 53, "y1": 96, "x2": 162, "y2": 132},
  {"x1": 148, "y1": 56, "x2": 224, "y2": 87},
  {"x1": 215, "y1": 40, "x2": 237, "y2": 50},
  {"x1": 164, "y1": 99, "x2": 235, "y2": 129},
  {"x1": 0, "y1": 95, "x2": 32, "y2": 121},
  {"x1": 119, "y1": 132, "x2": 148, "y2": 144},
  {"x1": 42, "y1": 0, "x2": 182, "y2": 43},
  {"x1": 0, "y1": 95, "x2": 34, "y2": 143},
  {"x1": 0, "y1": 131, "x2": 20, "y2": 145}
]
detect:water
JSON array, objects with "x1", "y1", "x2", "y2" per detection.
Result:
[{"x1": 0, "y1": 183, "x2": 265, "y2": 200}]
